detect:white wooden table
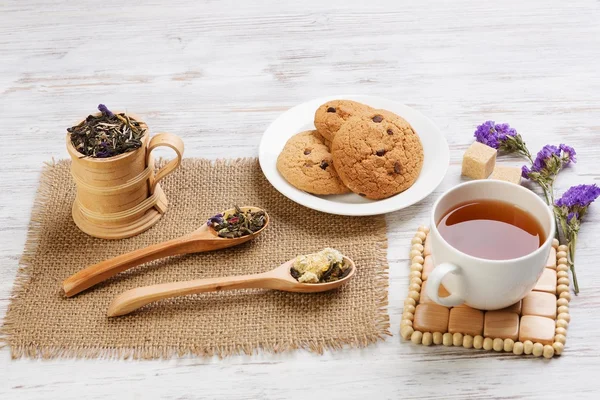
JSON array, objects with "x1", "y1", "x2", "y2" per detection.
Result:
[{"x1": 2, "y1": 1, "x2": 600, "y2": 398}]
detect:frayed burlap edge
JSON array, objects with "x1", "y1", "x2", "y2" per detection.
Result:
[
  {"x1": 0, "y1": 160, "x2": 58, "y2": 354},
  {"x1": 0, "y1": 158, "x2": 390, "y2": 360}
]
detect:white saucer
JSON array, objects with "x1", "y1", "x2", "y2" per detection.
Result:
[{"x1": 258, "y1": 95, "x2": 449, "y2": 216}]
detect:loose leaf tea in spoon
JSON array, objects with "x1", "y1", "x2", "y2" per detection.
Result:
[
  {"x1": 207, "y1": 205, "x2": 266, "y2": 238},
  {"x1": 290, "y1": 248, "x2": 351, "y2": 283},
  {"x1": 68, "y1": 104, "x2": 146, "y2": 158}
]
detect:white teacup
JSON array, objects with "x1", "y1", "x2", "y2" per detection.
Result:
[{"x1": 426, "y1": 180, "x2": 555, "y2": 310}]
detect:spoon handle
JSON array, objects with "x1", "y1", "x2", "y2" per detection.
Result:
[
  {"x1": 62, "y1": 235, "x2": 198, "y2": 297},
  {"x1": 107, "y1": 273, "x2": 271, "y2": 317}
]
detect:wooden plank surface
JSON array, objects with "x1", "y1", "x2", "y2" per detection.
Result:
[{"x1": 1, "y1": 0, "x2": 599, "y2": 398}]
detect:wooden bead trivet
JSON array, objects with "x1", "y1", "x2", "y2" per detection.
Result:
[{"x1": 401, "y1": 226, "x2": 570, "y2": 359}]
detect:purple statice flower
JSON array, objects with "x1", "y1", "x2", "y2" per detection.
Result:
[
  {"x1": 555, "y1": 184, "x2": 600, "y2": 209},
  {"x1": 494, "y1": 122, "x2": 518, "y2": 141},
  {"x1": 522, "y1": 143, "x2": 578, "y2": 209},
  {"x1": 207, "y1": 213, "x2": 224, "y2": 227},
  {"x1": 98, "y1": 104, "x2": 114, "y2": 118},
  {"x1": 474, "y1": 121, "x2": 500, "y2": 149},
  {"x1": 532, "y1": 145, "x2": 560, "y2": 173},
  {"x1": 521, "y1": 145, "x2": 559, "y2": 180},
  {"x1": 522, "y1": 144, "x2": 577, "y2": 182},
  {"x1": 474, "y1": 121, "x2": 531, "y2": 160},
  {"x1": 553, "y1": 184, "x2": 600, "y2": 294},
  {"x1": 522, "y1": 144, "x2": 577, "y2": 213},
  {"x1": 559, "y1": 144, "x2": 577, "y2": 166},
  {"x1": 554, "y1": 184, "x2": 600, "y2": 243}
]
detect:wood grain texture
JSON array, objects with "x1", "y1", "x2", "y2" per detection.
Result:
[
  {"x1": 62, "y1": 207, "x2": 269, "y2": 297},
  {"x1": 1, "y1": 0, "x2": 599, "y2": 398}
]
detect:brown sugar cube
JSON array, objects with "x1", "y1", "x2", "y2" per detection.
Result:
[
  {"x1": 499, "y1": 300, "x2": 522, "y2": 315},
  {"x1": 462, "y1": 142, "x2": 497, "y2": 179},
  {"x1": 484, "y1": 311, "x2": 519, "y2": 340},
  {"x1": 519, "y1": 315, "x2": 555, "y2": 345},
  {"x1": 413, "y1": 304, "x2": 450, "y2": 333},
  {"x1": 424, "y1": 234, "x2": 432, "y2": 256},
  {"x1": 422, "y1": 255, "x2": 434, "y2": 281},
  {"x1": 534, "y1": 268, "x2": 557, "y2": 294},
  {"x1": 489, "y1": 165, "x2": 522, "y2": 185},
  {"x1": 522, "y1": 291, "x2": 557, "y2": 319},
  {"x1": 545, "y1": 247, "x2": 557, "y2": 269},
  {"x1": 449, "y1": 307, "x2": 484, "y2": 336},
  {"x1": 420, "y1": 280, "x2": 450, "y2": 305}
]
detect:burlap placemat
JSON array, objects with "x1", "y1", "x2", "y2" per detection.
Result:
[{"x1": 1, "y1": 159, "x2": 389, "y2": 359}]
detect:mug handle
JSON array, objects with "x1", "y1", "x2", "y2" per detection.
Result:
[
  {"x1": 427, "y1": 263, "x2": 466, "y2": 307},
  {"x1": 146, "y1": 133, "x2": 185, "y2": 193}
]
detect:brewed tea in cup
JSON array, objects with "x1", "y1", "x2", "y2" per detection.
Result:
[
  {"x1": 426, "y1": 180, "x2": 555, "y2": 310},
  {"x1": 437, "y1": 199, "x2": 546, "y2": 261}
]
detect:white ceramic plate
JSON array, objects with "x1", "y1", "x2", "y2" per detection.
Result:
[{"x1": 259, "y1": 95, "x2": 449, "y2": 216}]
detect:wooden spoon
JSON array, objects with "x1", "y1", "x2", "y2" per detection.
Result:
[
  {"x1": 62, "y1": 206, "x2": 269, "y2": 297},
  {"x1": 106, "y1": 256, "x2": 355, "y2": 317}
]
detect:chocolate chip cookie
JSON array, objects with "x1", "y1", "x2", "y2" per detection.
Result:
[
  {"x1": 314, "y1": 100, "x2": 374, "y2": 142},
  {"x1": 331, "y1": 112, "x2": 424, "y2": 199},
  {"x1": 277, "y1": 130, "x2": 350, "y2": 195}
]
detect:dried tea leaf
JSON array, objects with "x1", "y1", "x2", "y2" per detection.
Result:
[
  {"x1": 207, "y1": 206, "x2": 266, "y2": 238},
  {"x1": 68, "y1": 104, "x2": 146, "y2": 158}
]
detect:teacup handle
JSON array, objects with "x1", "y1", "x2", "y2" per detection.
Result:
[
  {"x1": 427, "y1": 263, "x2": 466, "y2": 307},
  {"x1": 146, "y1": 133, "x2": 185, "y2": 193}
]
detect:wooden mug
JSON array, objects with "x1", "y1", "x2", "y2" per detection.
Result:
[{"x1": 67, "y1": 114, "x2": 184, "y2": 239}]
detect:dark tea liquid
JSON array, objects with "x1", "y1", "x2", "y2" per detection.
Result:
[{"x1": 437, "y1": 199, "x2": 545, "y2": 260}]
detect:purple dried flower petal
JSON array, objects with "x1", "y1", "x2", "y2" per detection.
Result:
[
  {"x1": 567, "y1": 212, "x2": 579, "y2": 222},
  {"x1": 495, "y1": 123, "x2": 517, "y2": 141},
  {"x1": 531, "y1": 145, "x2": 560, "y2": 173},
  {"x1": 98, "y1": 104, "x2": 114, "y2": 117},
  {"x1": 207, "y1": 213, "x2": 224, "y2": 226},
  {"x1": 474, "y1": 120, "x2": 499, "y2": 149},
  {"x1": 559, "y1": 144, "x2": 577, "y2": 165},
  {"x1": 521, "y1": 165, "x2": 531, "y2": 179},
  {"x1": 95, "y1": 150, "x2": 111, "y2": 158},
  {"x1": 474, "y1": 120, "x2": 522, "y2": 154},
  {"x1": 555, "y1": 184, "x2": 600, "y2": 208}
]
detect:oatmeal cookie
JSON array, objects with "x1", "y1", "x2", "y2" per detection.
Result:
[
  {"x1": 331, "y1": 112, "x2": 424, "y2": 199},
  {"x1": 277, "y1": 130, "x2": 350, "y2": 195},
  {"x1": 314, "y1": 100, "x2": 374, "y2": 142}
]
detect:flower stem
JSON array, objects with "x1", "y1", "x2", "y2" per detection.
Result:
[
  {"x1": 568, "y1": 232, "x2": 579, "y2": 294},
  {"x1": 545, "y1": 180, "x2": 562, "y2": 240},
  {"x1": 541, "y1": 187, "x2": 550, "y2": 205},
  {"x1": 553, "y1": 213, "x2": 560, "y2": 240},
  {"x1": 523, "y1": 150, "x2": 534, "y2": 164}
]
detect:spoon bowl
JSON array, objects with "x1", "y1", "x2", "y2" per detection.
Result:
[
  {"x1": 203, "y1": 206, "x2": 269, "y2": 245},
  {"x1": 267, "y1": 256, "x2": 356, "y2": 293},
  {"x1": 107, "y1": 255, "x2": 356, "y2": 317},
  {"x1": 63, "y1": 206, "x2": 269, "y2": 297}
]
